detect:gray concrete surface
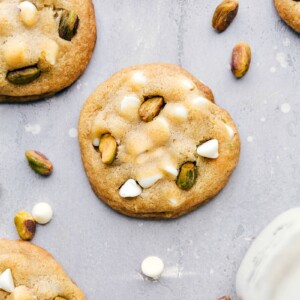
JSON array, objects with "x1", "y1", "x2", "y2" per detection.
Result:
[{"x1": 1, "y1": 1, "x2": 300, "y2": 299}]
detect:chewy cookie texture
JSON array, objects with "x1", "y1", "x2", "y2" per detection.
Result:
[
  {"x1": 0, "y1": 0, "x2": 96, "y2": 102},
  {"x1": 0, "y1": 240, "x2": 85, "y2": 299},
  {"x1": 79, "y1": 64, "x2": 240, "y2": 219}
]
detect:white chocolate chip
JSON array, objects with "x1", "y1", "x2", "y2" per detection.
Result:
[
  {"x1": 141, "y1": 256, "x2": 164, "y2": 280},
  {"x1": 197, "y1": 139, "x2": 219, "y2": 159},
  {"x1": 18, "y1": 1, "x2": 38, "y2": 27},
  {"x1": 93, "y1": 137, "x2": 100, "y2": 147},
  {"x1": 164, "y1": 104, "x2": 188, "y2": 122},
  {"x1": 3, "y1": 40, "x2": 30, "y2": 69},
  {"x1": 162, "y1": 165, "x2": 179, "y2": 178},
  {"x1": 131, "y1": 71, "x2": 147, "y2": 85},
  {"x1": 138, "y1": 174, "x2": 162, "y2": 189},
  {"x1": 0, "y1": 269, "x2": 15, "y2": 293},
  {"x1": 41, "y1": 39, "x2": 59, "y2": 65},
  {"x1": 119, "y1": 179, "x2": 142, "y2": 198},
  {"x1": 32, "y1": 202, "x2": 53, "y2": 225},
  {"x1": 121, "y1": 95, "x2": 140, "y2": 111},
  {"x1": 192, "y1": 96, "x2": 210, "y2": 105},
  {"x1": 224, "y1": 124, "x2": 234, "y2": 138},
  {"x1": 169, "y1": 198, "x2": 179, "y2": 206},
  {"x1": 182, "y1": 79, "x2": 195, "y2": 90},
  {"x1": 10, "y1": 286, "x2": 35, "y2": 299}
]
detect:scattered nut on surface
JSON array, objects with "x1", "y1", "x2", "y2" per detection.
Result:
[
  {"x1": 25, "y1": 150, "x2": 53, "y2": 176},
  {"x1": 14, "y1": 211, "x2": 36, "y2": 241},
  {"x1": 212, "y1": 0, "x2": 239, "y2": 33},
  {"x1": 7, "y1": 66, "x2": 41, "y2": 85},
  {"x1": 231, "y1": 42, "x2": 252, "y2": 78},
  {"x1": 139, "y1": 96, "x2": 165, "y2": 122},
  {"x1": 99, "y1": 134, "x2": 117, "y2": 164},
  {"x1": 176, "y1": 162, "x2": 197, "y2": 190},
  {"x1": 32, "y1": 202, "x2": 53, "y2": 225},
  {"x1": 9, "y1": 285, "x2": 35, "y2": 300},
  {"x1": 18, "y1": 1, "x2": 38, "y2": 27},
  {"x1": 141, "y1": 256, "x2": 164, "y2": 280},
  {"x1": 217, "y1": 296, "x2": 231, "y2": 300},
  {"x1": 0, "y1": 269, "x2": 15, "y2": 293},
  {"x1": 59, "y1": 10, "x2": 79, "y2": 41}
]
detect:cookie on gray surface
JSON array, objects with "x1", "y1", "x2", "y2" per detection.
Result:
[
  {"x1": 78, "y1": 63, "x2": 240, "y2": 219},
  {"x1": 274, "y1": 0, "x2": 300, "y2": 33},
  {"x1": 0, "y1": 240, "x2": 85, "y2": 299},
  {"x1": 0, "y1": 0, "x2": 96, "y2": 102}
]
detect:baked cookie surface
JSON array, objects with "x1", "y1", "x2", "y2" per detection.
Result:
[
  {"x1": 274, "y1": 0, "x2": 300, "y2": 33},
  {"x1": 78, "y1": 64, "x2": 240, "y2": 219},
  {"x1": 0, "y1": 239, "x2": 85, "y2": 299},
  {"x1": 0, "y1": 0, "x2": 96, "y2": 102}
]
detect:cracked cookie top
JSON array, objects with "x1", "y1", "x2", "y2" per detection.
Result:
[
  {"x1": 0, "y1": 0, "x2": 96, "y2": 102},
  {"x1": 79, "y1": 63, "x2": 240, "y2": 219}
]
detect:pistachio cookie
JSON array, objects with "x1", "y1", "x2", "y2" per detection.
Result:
[
  {"x1": 78, "y1": 64, "x2": 240, "y2": 219},
  {"x1": 0, "y1": 0, "x2": 96, "y2": 102},
  {"x1": 0, "y1": 240, "x2": 85, "y2": 299},
  {"x1": 274, "y1": 0, "x2": 300, "y2": 33}
]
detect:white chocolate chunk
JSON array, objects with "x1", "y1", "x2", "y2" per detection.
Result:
[
  {"x1": 162, "y1": 165, "x2": 178, "y2": 178},
  {"x1": 121, "y1": 95, "x2": 140, "y2": 111},
  {"x1": 146, "y1": 117, "x2": 170, "y2": 146},
  {"x1": 119, "y1": 179, "x2": 142, "y2": 198},
  {"x1": 224, "y1": 124, "x2": 234, "y2": 138},
  {"x1": 197, "y1": 139, "x2": 219, "y2": 159},
  {"x1": 169, "y1": 198, "x2": 179, "y2": 206},
  {"x1": 182, "y1": 79, "x2": 195, "y2": 90},
  {"x1": 164, "y1": 104, "x2": 188, "y2": 122},
  {"x1": 138, "y1": 174, "x2": 162, "y2": 189},
  {"x1": 192, "y1": 96, "x2": 210, "y2": 106},
  {"x1": 236, "y1": 208, "x2": 300, "y2": 300},
  {"x1": 18, "y1": 1, "x2": 38, "y2": 27},
  {"x1": 10, "y1": 285, "x2": 36, "y2": 300},
  {"x1": 3, "y1": 40, "x2": 30, "y2": 69},
  {"x1": 41, "y1": 39, "x2": 59, "y2": 65},
  {"x1": 32, "y1": 202, "x2": 53, "y2": 225},
  {"x1": 119, "y1": 95, "x2": 140, "y2": 120},
  {"x1": 92, "y1": 137, "x2": 100, "y2": 147},
  {"x1": 0, "y1": 269, "x2": 15, "y2": 293},
  {"x1": 131, "y1": 71, "x2": 147, "y2": 86},
  {"x1": 141, "y1": 256, "x2": 164, "y2": 280}
]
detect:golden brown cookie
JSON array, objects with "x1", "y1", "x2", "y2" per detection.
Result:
[
  {"x1": 274, "y1": 0, "x2": 300, "y2": 33},
  {"x1": 0, "y1": 0, "x2": 96, "y2": 102},
  {"x1": 78, "y1": 63, "x2": 240, "y2": 219},
  {"x1": 0, "y1": 240, "x2": 85, "y2": 299}
]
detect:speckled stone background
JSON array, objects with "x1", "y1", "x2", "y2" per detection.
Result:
[{"x1": 1, "y1": 1, "x2": 300, "y2": 299}]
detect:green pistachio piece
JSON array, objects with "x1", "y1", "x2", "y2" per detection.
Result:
[
  {"x1": 7, "y1": 66, "x2": 41, "y2": 84},
  {"x1": 176, "y1": 162, "x2": 197, "y2": 190},
  {"x1": 59, "y1": 10, "x2": 79, "y2": 41}
]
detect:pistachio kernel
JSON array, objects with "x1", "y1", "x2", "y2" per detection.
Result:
[
  {"x1": 25, "y1": 150, "x2": 53, "y2": 176},
  {"x1": 99, "y1": 134, "x2": 117, "y2": 165},
  {"x1": 58, "y1": 10, "x2": 79, "y2": 41},
  {"x1": 6, "y1": 66, "x2": 41, "y2": 84},
  {"x1": 14, "y1": 211, "x2": 36, "y2": 241},
  {"x1": 176, "y1": 162, "x2": 197, "y2": 190},
  {"x1": 139, "y1": 96, "x2": 165, "y2": 122}
]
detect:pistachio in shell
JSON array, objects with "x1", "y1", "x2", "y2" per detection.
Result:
[
  {"x1": 176, "y1": 162, "x2": 197, "y2": 190},
  {"x1": 6, "y1": 66, "x2": 41, "y2": 84},
  {"x1": 58, "y1": 10, "x2": 79, "y2": 41}
]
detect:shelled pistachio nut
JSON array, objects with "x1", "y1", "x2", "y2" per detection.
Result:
[
  {"x1": 6, "y1": 66, "x2": 41, "y2": 84},
  {"x1": 14, "y1": 211, "x2": 36, "y2": 241},
  {"x1": 231, "y1": 42, "x2": 251, "y2": 78},
  {"x1": 176, "y1": 162, "x2": 197, "y2": 190},
  {"x1": 59, "y1": 10, "x2": 79, "y2": 41},
  {"x1": 139, "y1": 96, "x2": 165, "y2": 122},
  {"x1": 99, "y1": 134, "x2": 117, "y2": 165},
  {"x1": 25, "y1": 150, "x2": 53, "y2": 176},
  {"x1": 212, "y1": 0, "x2": 239, "y2": 33}
]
